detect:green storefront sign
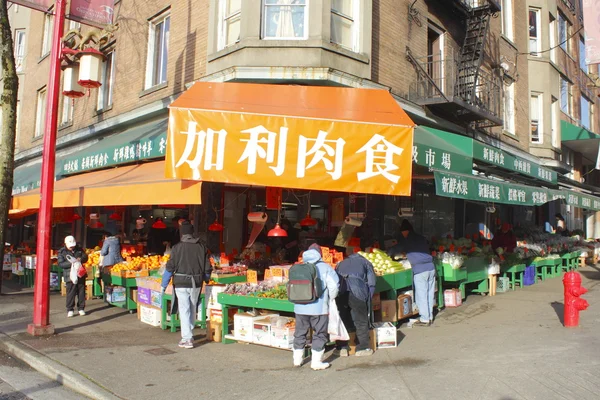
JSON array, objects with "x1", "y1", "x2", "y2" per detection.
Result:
[
  {"x1": 412, "y1": 126, "x2": 473, "y2": 174},
  {"x1": 472, "y1": 142, "x2": 557, "y2": 184}
]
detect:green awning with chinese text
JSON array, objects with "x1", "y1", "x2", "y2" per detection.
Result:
[{"x1": 413, "y1": 126, "x2": 473, "y2": 174}]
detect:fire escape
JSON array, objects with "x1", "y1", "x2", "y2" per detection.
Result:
[{"x1": 407, "y1": 0, "x2": 503, "y2": 128}]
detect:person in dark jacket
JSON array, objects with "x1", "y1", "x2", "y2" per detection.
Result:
[
  {"x1": 491, "y1": 223, "x2": 517, "y2": 253},
  {"x1": 388, "y1": 220, "x2": 435, "y2": 327},
  {"x1": 100, "y1": 232, "x2": 124, "y2": 272},
  {"x1": 334, "y1": 251, "x2": 376, "y2": 357},
  {"x1": 161, "y1": 222, "x2": 212, "y2": 349},
  {"x1": 57, "y1": 235, "x2": 89, "y2": 317}
]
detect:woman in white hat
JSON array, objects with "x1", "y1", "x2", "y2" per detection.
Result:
[{"x1": 57, "y1": 235, "x2": 89, "y2": 317}]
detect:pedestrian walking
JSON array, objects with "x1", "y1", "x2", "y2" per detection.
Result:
[
  {"x1": 334, "y1": 252, "x2": 376, "y2": 357},
  {"x1": 388, "y1": 219, "x2": 436, "y2": 326},
  {"x1": 291, "y1": 244, "x2": 339, "y2": 370},
  {"x1": 161, "y1": 222, "x2": 211, "y2": 349},
  {"x1": 57, "y1": 235, "x2": 89, "y2": 317}
]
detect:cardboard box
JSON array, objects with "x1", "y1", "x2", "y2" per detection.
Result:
[
  {"x1": 150, "y1": 290, "x2": 162, "y2": 309},
  {"x1": 374, "y1": 322, "x2": 397, "y2": 349},
  {"x1": 403, "y1": 290, "x2": 418, "y2": 313},
  {"x1": 206, "y1": 285, "x2": 226, "y2": 310},
  {"x1": 397, "y1": 294, "x2": 413, "y2": 319},
  {"x1": 3, "y1": 254, "x2": 11, "y2": 271},
  {"x1": 372, "y1": 293, "x2": 381, "y2": 311},
  {"x1": 24, "y1": 255, "x2": 36, "y2": 270},
  {"x1": 50, "y1": 272, "x2": 59, "y2": 290},
  {"x1": 348, "y1": 331, "x2": 377, "y2": 355},
  {"x1": 207, "y1": 308, "x2": 237, "y2": 324},
  {"x1": 271, "y1": 325, "x2": 295, "y2": 349},
  {"x1": 380, "y1": 300, "x2": 397, "y2": 322},
  {"x1": 106, "y1": 286, "x2": 126, "y2": 303},
  {"x1": 253, "y1": 317, "x2": 272, "y2": 346},
  {"x1": 140, "y1": 305, "x2": 161, "y2": 327},
  {"x1": 233, "y1": 313, "x2": 259, "y2": 342},
  {"x1": 137, "y1": 287, "x2": 152, "y2": 305},
  {"x1": 444, "y1": 289, "x2": 462, "y2": 307}
]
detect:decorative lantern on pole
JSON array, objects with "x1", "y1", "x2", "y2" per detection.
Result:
[
  {"x1": 77, "y1": 49, "x2": 104, "y2": 88},
  {"x1": 62, "y1": 64, "x2": 85, "y2": 98}
]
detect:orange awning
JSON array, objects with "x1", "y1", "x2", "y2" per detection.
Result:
[
  {"x1": 166, "y1": 82, "x2": 415, "y2": 196},
  {"x1": 8, "y1": 209, "x2": 38, "y2": 220},
  {"x1": 11, "y1": 161, "x2": 201, "y2": 210}
]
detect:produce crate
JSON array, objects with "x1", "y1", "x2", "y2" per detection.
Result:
[
  {"x1": 496, "y1": 277, "x2": 510, "y2": 293},
  {"x1": 442, "y1": 263, "x2": 467, "y2": 282},
  {"x1": 104, "y1": 273, "x2": 138, "y2": 288},
  {"x1": 212, "y1": 275, "x2": 247, "y2": 284},
  {"x1": 111, "y1": 269, "x2": 149, "y2": 279}
]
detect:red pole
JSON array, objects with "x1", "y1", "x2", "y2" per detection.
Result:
[{"x1": 27, "y1": 0, "x2": 67, "y2": 336}]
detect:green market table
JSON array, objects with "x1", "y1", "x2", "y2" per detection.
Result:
[
  {"x1": 160, "y1": 292, "x2": 207, "y2": 332},
  {"x1": 101, "y1": 273, "x2": 138, "y2": 312},
  {"x1": 439, "y1": 257, "x2": 489, "y2": 300}
]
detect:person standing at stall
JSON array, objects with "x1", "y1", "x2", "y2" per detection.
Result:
[
  {"x1": 388, "y1": 220, "x2": 436, "y2": 327},
  {"x1": 334, "y1": 251, "x2": 377, "y2": 357},
  {"x1": 100, "y1": 232, "x2": 124, "y2": 273},
  {"x1": 492, "y1": 223, "x2": 517, "y2": 254},
  {"x1": 161, "y1": 222, "x2": 211, "y2": 349},
  {"x1": 57, "y1": 236, "x2": 89, "y2": 317},
  {"x1": 555, "y1": 213, "x2": 568, "y2": 236}
]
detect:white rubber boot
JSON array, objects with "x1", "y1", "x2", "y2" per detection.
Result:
[
  {"x1": 293, "y1": 349, "x2": 304, "y2": 367},
  {"x1": 310, "y1": 349, "x2": 330, "y2": 370}
]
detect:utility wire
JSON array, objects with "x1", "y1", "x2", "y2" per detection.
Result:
[{"x1": 518, "y1": 26, "x2": 584, "y2": 56}]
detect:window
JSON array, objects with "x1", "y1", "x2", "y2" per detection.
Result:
[
  {"x1": 549, "y1": 15, "x2": 557, "y2": 63},
  {"x1": 98, "y1": 51, "x2": 115, "y2": 110},
  {"x1": 528, "y1": 8, "x2": 541, "y2": 56},
  {"x1": 427, "y1": 23, "x2": 445, "y2": 94},
  {"x1": 530, "y1": 94, "x2": 543, "y2": 143},
  {"x1": 551, "y1": 98, "x2": 559, "y2": 148},
  {"x1": 68, "y1": 20, "x2": 81, "y2": 30},
  {"x1": 558, "y1": 12, "x2": 570, "y2": 53},
  {"x1": 217, "y1": 0, "x2": 241, "y2": 50},
  {"x1": 331, "y1": 0, "x2": 359, "y2": 52},
  {"x1": 35, "y1": 87, "x2": 47, "y2": 138},
  {"x1": 145, "y1": 11, "x2": 170, "y2": 89},
  {"x1": 579, "y1": 36, "x2": 587, "y2": 72},
  {"x1": 262, "y1": 0, "x2": 307, "y2": 40},
  {"x1": 503, "y1": 83, "x2": 515, "y2": 134},
  {"x1": 41, "y1": 11, "x2": 54, "y2": 56},
  {"x1": 560, "y1": 76, "x2": 572, "y2": 115},
  {"x1": 14, "y1": 29, "x2": 25, "y2": 72},
  {"x1": 61, "y1": 95, "x2": 73, "y2": 125},
  {"x1": 581, "y1": 95, "x2": 591, "y2": 130},
  {"x1": 501, "y1": 0, "x2": 513, "y2": 41}
]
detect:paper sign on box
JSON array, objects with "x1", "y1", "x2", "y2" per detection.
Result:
[{"x1": 253, "y1": 317, "x2": 272, "y2": 346}]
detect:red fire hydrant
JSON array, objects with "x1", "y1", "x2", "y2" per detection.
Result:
[{"x1": 563, "y1": 271, "x2": 589, "y2": 327}]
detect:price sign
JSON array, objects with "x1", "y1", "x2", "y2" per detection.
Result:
[{"x1": 247, "y1": 270, "x2": 258, "y2": 284}]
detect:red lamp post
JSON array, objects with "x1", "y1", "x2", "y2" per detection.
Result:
[{"x1": 27, "y1": 0, "x2": 67, "y2": 336}]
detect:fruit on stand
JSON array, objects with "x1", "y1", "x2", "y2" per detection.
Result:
[
  {"x1": 358, "y1": 249, "x2": 406, "y2": 275},
  {"x1": 223, "y1": 282, "x2": 287, "y2": 298}
]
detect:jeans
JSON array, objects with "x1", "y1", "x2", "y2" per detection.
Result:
[
  {"x1": 66, "y1": 280, "x2": 86, "y2": 312},
  {"x1": 175, "y1": 287, "x2": 201, "y2": 341},
  {"x1": 414, "y1": 269, "x2": 436, "y2": 322},
  {"x1": 336, "y1": 292, "x2": 370, "y2": 351},
  {"x1": 293, "y1": 314, "x2": 328, "y2": 352}
]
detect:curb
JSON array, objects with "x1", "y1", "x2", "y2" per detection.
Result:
[{"x1": 0, "y1": 333, "x2": 123, "y2": 400}]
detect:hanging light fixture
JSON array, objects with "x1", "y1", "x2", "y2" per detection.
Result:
[
  {"x1": 152, "y1": 218, "x2": 167, "y2": 229},
  {"x1": 300, "y1": 192, "x2": 317, "y2": 226},
  {"x1": 109, "y1": 212, "x2": 122, "y2": 221},
  {"x1": 208, "y1": 207, "x2": 224, "y2": 232},
  {"x1": 268, "y1": 196, "x2": 288, "y2": 237},
  {"x1": 72, "y1": 213, "x2": 82, "y2": 221}
]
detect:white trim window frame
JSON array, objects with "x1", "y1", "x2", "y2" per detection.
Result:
[
  {"x1": 581, "y1": 95, "x2": 591, "y2": 130},
  {"x1": 262, "y1": 0, "x2": 308, "y2": 40},
  {"x1": 503, "y1": 82, "x2": 515, "y2": 134},
  {"x1": 14, "y1": 29, "x2": 26, "y2": 72},
  {"x1": 98, "y1": 51, "x2": 116, "y2": 111},
  {"x1": 145, "y1": 10, "x2": 171, "y2": 89},
  {"x1": 331, "y1": 0, "x2": 360, "y2": 52},
  {"x1": 558, "y1": 12, "x2": 570, "y2": 54},
  {"x1": 41, "y1": 10, "x2": 54, "y2": 57},
  {"x1": 501, "y1": 0, "x2": 513, "y2": 41},
  {"x1": 551, "y1": 98, "x2": 559, "y2": 148},
  {"x1": 217, "y1": 0, "x2": 241, "y2": 50},
  {"x1": 61, "y1": 95, "x2": 74, "y2": 125},
  {"x1": 560, "y1": 76, "x2": 571, "y2": 115},
  {"x1": 34, "y1": 87, "x2": 47, "y2": 138},
  {"x1": 579, "y1": 36, "x2": 588, "y2": 73},
  {"x1": 549, "y1": 15, "x2": 557, "y2": 63},
  {"x1": 530, "y1": 93, "x2": 543, "y2": 143},
  {"x1": 528, "y1": 8, "x2": 541, "y2": 56}
]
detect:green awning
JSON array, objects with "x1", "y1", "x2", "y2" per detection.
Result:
[
  {"x1": 413, "y1": 126, "x2": 473, "y2": 174},
  {"x1": 12, "y1": 163, "x2": 43, "y2": 195},
  {"x1": 561, "y1": 120, "x2": 600, "y2": 165},
  {"x1": 435, "y1": 171, "x2": 600, "y2": 211},
  {"x1": 61, "y1": 118, "x2": 168, "y2": 176},
  {"x1": 472, "y1": 141, "x2": 557, "y2": 184}
]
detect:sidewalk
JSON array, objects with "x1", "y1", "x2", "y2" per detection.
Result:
[{"x1": 1, "y1": 266, "x2": 600, "y2": 400}]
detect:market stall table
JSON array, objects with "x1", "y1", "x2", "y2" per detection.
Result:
[
  {"x1": 102, "y1": 273, "x2": 138, "y2": 312},
  {"x1": 439, "y1": 256, "x2": 489, "y2": 299},
  {"x1": 160, "y1": 292, "x2": 207, "y2": 332}
]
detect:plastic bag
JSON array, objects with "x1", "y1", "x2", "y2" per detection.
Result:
[
  {"x1": 328, "y1": 298, "x2": 349, "y2": 341},
  {"x1": 66, "y1": 255, "x2": 81, "y2": 284},
  {"x1": 164, "y1": 243, "x2": 172, "y2": 257}
]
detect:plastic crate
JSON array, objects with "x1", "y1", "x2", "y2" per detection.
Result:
[
  {"x1": 496, "y1": 277, "x2": 510, "y2": 293},
  {"x1": 523, "y1": 265, "x2": 536, "y2": 286}
]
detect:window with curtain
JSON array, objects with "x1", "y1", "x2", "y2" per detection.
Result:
[
  {"x1": 581, "y1": 95, "x2": 591, "y2": 130},
  {"x1": 98, "y1": 51, "x2": 115, "y2": 111},
  {"x1": 503, "y1": 83, "x2": 515, "y2": 134},
  {"x1": 530, "y1": 94, "x2": 542, "y2": 143},
  {"x1": 41, "y1": 11, "x2": 54, "y2": 56},
  {"x1": 558, "y1": 12, "x2": 570, "y2": 53},
  {"x1": 218, "y1": 0, "x2": 241, "y2": 50},
  {"x1": 61, "y1": 95, "x2": 73, "y2": 126},
  {"x1": 560, "y1": 76, "x2": 571, "y2": 115},
  {"x1": 262, "y1": 0, "x2": 307, "y2": 39},
  {"x1": 14, "y1": 29, "x2": 25, "y2": 72},
  {"x1": 529, "y1": 8, "x2": 540, "y2": 55},
  {"x1": 331, "y1": 0, "x2": 358, "y2": 52},
  {"x1": 501, "y1": 0, "x2": 513, "y2": 41},
  {"x1": 35, "y1": 87, "x2": 47, "y2": 138},
  {"x1": 145, "y1": 11, "x2": 170, "y2": 89},
  {"x1": 549, "y1": 15, "x2": 557, "y2": 63},
  {"x1": 579, "y1": 36, "x2": 587, "y2": 72}
]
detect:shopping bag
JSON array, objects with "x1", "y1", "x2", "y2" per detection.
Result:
[
  {"x1": 328, "y1": 298, "x2": 349, "y2": 341},
  {"x1": 66, "y1": 255, "x2": 80, "y2": 284},
  {"x1": 164, "y1": 243, "x2": 172, "y2": 257}
]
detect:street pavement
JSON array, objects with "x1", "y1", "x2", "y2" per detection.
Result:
[{"x1": 1, "y1": 265, "x2": 600, "y2": 400}]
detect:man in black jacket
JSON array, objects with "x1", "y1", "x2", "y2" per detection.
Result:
[
  {"x1": 57, "y1": 235, "x2": 89, "y2": 317},
  {"x1": 162, "y1": 222, "x2": 212, "y2": 349}
]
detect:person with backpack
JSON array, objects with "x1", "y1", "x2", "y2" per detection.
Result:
[
  {"x1": 161, "y1": 222, "x2": 211, "y2": 349},
  {"x1": 289, "y1": 244, "x2": 339, "y2": 370},
  {"x1": 334, "y1": 252, "x2": 377, "y2": 357}
]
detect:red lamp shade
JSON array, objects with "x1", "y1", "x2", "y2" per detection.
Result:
[
  {"x1": 268, "y1": 223, "x2": 288, "y2": 237},
  {"x1": 209, "y1": 220, "x2": 224, "y2": 232},
  {"x1": 300, "y1": 214, "x2": 317, "y2": 226},
  {"x1": 72, "y1": 213, "x2": 82, "y2": 221},
  {"x1": 109, "y1": 212, "x2": 122, "y2": 221},
  {"x1": 152, "y1": 219, "x2": 167, "y2": 229},
  {"x1": 96, "y1": 221, "x2": 104, "y2": 229}
]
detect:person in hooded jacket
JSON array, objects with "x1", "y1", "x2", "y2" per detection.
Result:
[
  {"x1": 334, "y1": 252, "x2": 377, "y2": 357},
  {"x1": 57, "y1": 235, "x2": 89, "y2": 317},
  {"x1": 161, "y1": 222, "x2": 212, "y2": 349},
  {"x1": 100, "y1": 232, "x2": 124, "y2": 273},
  {"x1": 293, "y1": 244, "x2": 339, "y2": 370},
  {"x1": 387, "y1": 219, "x2": 435, "y2": 327}
]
